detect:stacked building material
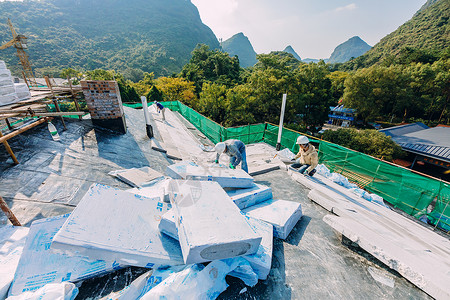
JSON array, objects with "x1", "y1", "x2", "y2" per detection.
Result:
[{"x1": 0, "y1": 60, "x2": 18, "y2": 106}]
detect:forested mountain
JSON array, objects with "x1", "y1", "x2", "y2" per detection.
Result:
[
  {"x1": 328, "y1": 36, "x2": 371, "y2": 64},
  {"x1": 0, "y1": 0, "x2": 219, "y2": 79},
  {"x1": 221, "y1": 33, "x2": 257, "y2": 68},
  {"x1": 342, "y1": 0, "x2": 449, "y2": 68},
  {"x1": 283, "y1": 46, "x2": 301, "y2": 61}
]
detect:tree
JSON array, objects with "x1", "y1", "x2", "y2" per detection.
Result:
[
  {"x1": 197, "y1": 83, "x2": 228, "y2": 124},
  {"x1": 180, "y1": 44, "x2": 241, "y2": 94},
  {"x1": 132, "y1": 72, "x2": 155, "y2": 96},
  {"x1": 322, "y1": 128, "x2": 404, "y2": 161},
  {"x1": 60, "y1": 68, "x2": 83, "y2": 84},
  {"x1": 147, "y1": 85, "x2": 163, "y2": 102},
  {"x1": 155, "y1": 77, "x2": 197, "y2": 106}
]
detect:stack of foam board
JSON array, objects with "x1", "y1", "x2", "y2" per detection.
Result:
[
  {"x1": 14, "y1": 83, "x2": 31, "y2": 101},
  {"x1": 167, "y1": 180, "x2": 262, "y2": 264},
  {"x1": 226, "y1": 183, "x2": 272, "y2": 209},
  {"x1": 51, "y1": 183, "x2": 184, "y2": 267},
  {"x1": 159, "y1": 209, "x2": 274, "y2": 280},
  {"x1": 167, "y1": 161, "x2": 254, "y2": 188},
  {"x1": 242, "y1": 199, "x2": 303, "y2": 240},
  {"x1": 0, "y1": 226, "x2": 29, "y2": 299},
  {"x1": 8, "y1": 214, "x2": 120, "y2": 297},
  {"x1": 0, "y1": 60, "x2": 18, "y2": 106}
]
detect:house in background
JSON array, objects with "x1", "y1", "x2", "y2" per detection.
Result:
[
  {"x1": 380, "y1": 123, "x2": 450, "y2": 178},
  {"x1": 328, "y1": 105, "x2": 356, "y2": 127}
]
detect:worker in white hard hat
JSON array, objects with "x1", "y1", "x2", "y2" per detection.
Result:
[
  {"x1": 290, "y1": 135, "x2": 318, "y2": 176},
  {"x1": 214, "y1": 139, "x2": 248, "y2": 173}
]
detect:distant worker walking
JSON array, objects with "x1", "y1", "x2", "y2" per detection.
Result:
[
  {"x1": 154, "y1": 101, "x2": 165, "y2": 121},
  {"x1": 290, "y1": 135, "x2": 318, "y2": 176},
  {"x1": 214, "y1": 139, "x2": 248, "y2": 173}
]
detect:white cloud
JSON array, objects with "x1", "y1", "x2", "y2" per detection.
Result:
[{"x1": 334, "y1": 3, "x2": 357, "y2": 12}]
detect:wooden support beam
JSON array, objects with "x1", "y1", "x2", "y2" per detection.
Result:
[
  {"x1": 67, "y1": 76, "x2": 83, "y2": 120},
  {"x1": 0, "y1": 130, "x2": 19, "y2": 164},
  {"x1": 5, "y1": 118, "x2": 13, "y2": 130},
  {"x1": 9, "y1": 112, "x2": 85, "y2": 117},
  {"x1": 45, "y1": 76, "x2": 67, "y2": 130},
  {"x1": 0, "y1": 196, "x2": 21, "y2": 226},
  {"x1": 0, "y1": 117, "x2": 50, "y2": 144}
]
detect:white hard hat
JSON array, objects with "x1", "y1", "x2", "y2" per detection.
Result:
[
  {"x1": 296, "y1": 135, "x2": 309, "y2": 145},
  {"x1": 215, "y1": 142, "x2": 226, "y2": 153}
]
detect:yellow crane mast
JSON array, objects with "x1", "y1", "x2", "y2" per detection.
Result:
[{"x1": 0, "y1": 18, "x2": 38, "y2": 87}]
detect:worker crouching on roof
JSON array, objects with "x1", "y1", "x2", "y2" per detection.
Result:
[
  {"x1": 154, "y1": 101, "x2": 165, "y2": 121},
  {"x1": 290, "y1": 135, "x2": 318, "y2": 176},
  {"x1": 214, "y1": 139, "x2": 248, "y2": 173}
]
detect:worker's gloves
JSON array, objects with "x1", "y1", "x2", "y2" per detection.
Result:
[
  {"x1": 214, "y1": 159, "x2": 219, "y2": 164},
  {"x1": 229, "y1": 163, "x2": 235, "y2": 169}
]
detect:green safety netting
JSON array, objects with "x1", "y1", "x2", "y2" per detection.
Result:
[
  {"x1": 319, "y1": 141, "x2": 450, "y2": 231},
  {"x1": 123, "y1": 100, "x2": 450, "y2": 231}
]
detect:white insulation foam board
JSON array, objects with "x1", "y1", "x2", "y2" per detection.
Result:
[
  {"x1": 51, "y1": 184, "x2": 184, "y2": 268},
  {"x1": 168, "y1": 180, "x2": 261, "y2": 264},
  {"x1": 185, "y1": 165, "x2": 254, "y2": 188},
  {"x1": 8, "y1": 214, "x2": 120, "y2": 297},
  {"x1": 243, "y1": 199, "x2": 303, "y2": 240},
  {"x1": 158, "y1": 209, "x2": 273, "y2": 280},
  {"x1": 0, "y1": 226, "x2": 29, "y2": 299},
  {"x1": 226, "y1": 183, "x2": 273, "y2": 210}
]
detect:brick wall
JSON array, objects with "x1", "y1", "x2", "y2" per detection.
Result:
[{"x1": 81, "y1": 80, "x2": 127, "y2": 133}]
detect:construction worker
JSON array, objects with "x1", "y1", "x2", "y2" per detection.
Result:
[
  {"x1": 290, "y1": 135, "x2": 318, "y2": 176},
  {"x1": 214, "y1": 139, "x2": 248, "y2": 173},
  {"x1": 154, "y1": 101, "x2": 165, "y2": 121}
]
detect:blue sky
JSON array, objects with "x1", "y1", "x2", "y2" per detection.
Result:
[{"x1": 191, "y1": 0, "x2": 427, "y2": 59}]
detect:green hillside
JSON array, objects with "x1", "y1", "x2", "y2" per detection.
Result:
[
  {"x1": 283, "y1": 45, "x2": 301, "y2": 61},
  {"x1": 345, "y1": 0, "x2": 449, "y2": 68},
  {"x1": 221, "y1": 32, "x2": 257, "y2": 68},
  {"x1": 0, "y1": 0, "x2": 219, "y2": 79},
  {"x1": 328, "y1": 36, "x2": 371, "y2": 64}
]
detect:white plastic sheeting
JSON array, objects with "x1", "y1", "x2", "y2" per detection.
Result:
[
  {"x1": 51, "y1": 184, "x2": 184, "y2": 268},
  {"x1": 6, "y1": 282, "x2": 78, "y2": 300},
  {"x1": 226, "y1": 183, "x2": 273, "y2": 210},
  {"x1": 140, "y1": 258, "x2": 258, "y2": 300},
  {"x1": 0, "y1": 226, "x2": 29, "y2": 300},
  {"x1": 8, "y1": 214, "x2": 120, "y2": 297},
  {"x1": 315, "y1": 164, "x2": 387, "y2": 207},
  {"x1": 159, "y1": 209, "x2": 274, "y2": 280},
  {"x1": 0, "y1": 61, "x2": 22, "y2": 106},
  {"x1": 100, "y1": 266, "x2": 185, "y2": 300},
  {"x1": 243, "y1": 199, "x2": 303, "y2": 240},
  {"x1": 168, "y1": 180, "x2": 261, "y2": 264}
]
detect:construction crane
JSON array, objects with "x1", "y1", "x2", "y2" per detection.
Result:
[{"x1": 0, "y1": 18, "x2": 38, "y2": 87}]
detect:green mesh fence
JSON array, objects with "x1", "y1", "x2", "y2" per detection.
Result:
[
  {"x1": 123, "y1": 100, "x2": 450, "y2": 231},
  {"x1": 319, "y1": 141, "x2": 450, "y2": 231}
]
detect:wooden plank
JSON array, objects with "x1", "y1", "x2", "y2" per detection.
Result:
[
  {"x1": 0, "y1": 196, "x2": 21, "y2": 226},
  {"x1": 0, "y1": 117, "x2": 50, "y2": 144},
  {"x1": 0, "y1": 130, "x2": 19, "y2": 164}
]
